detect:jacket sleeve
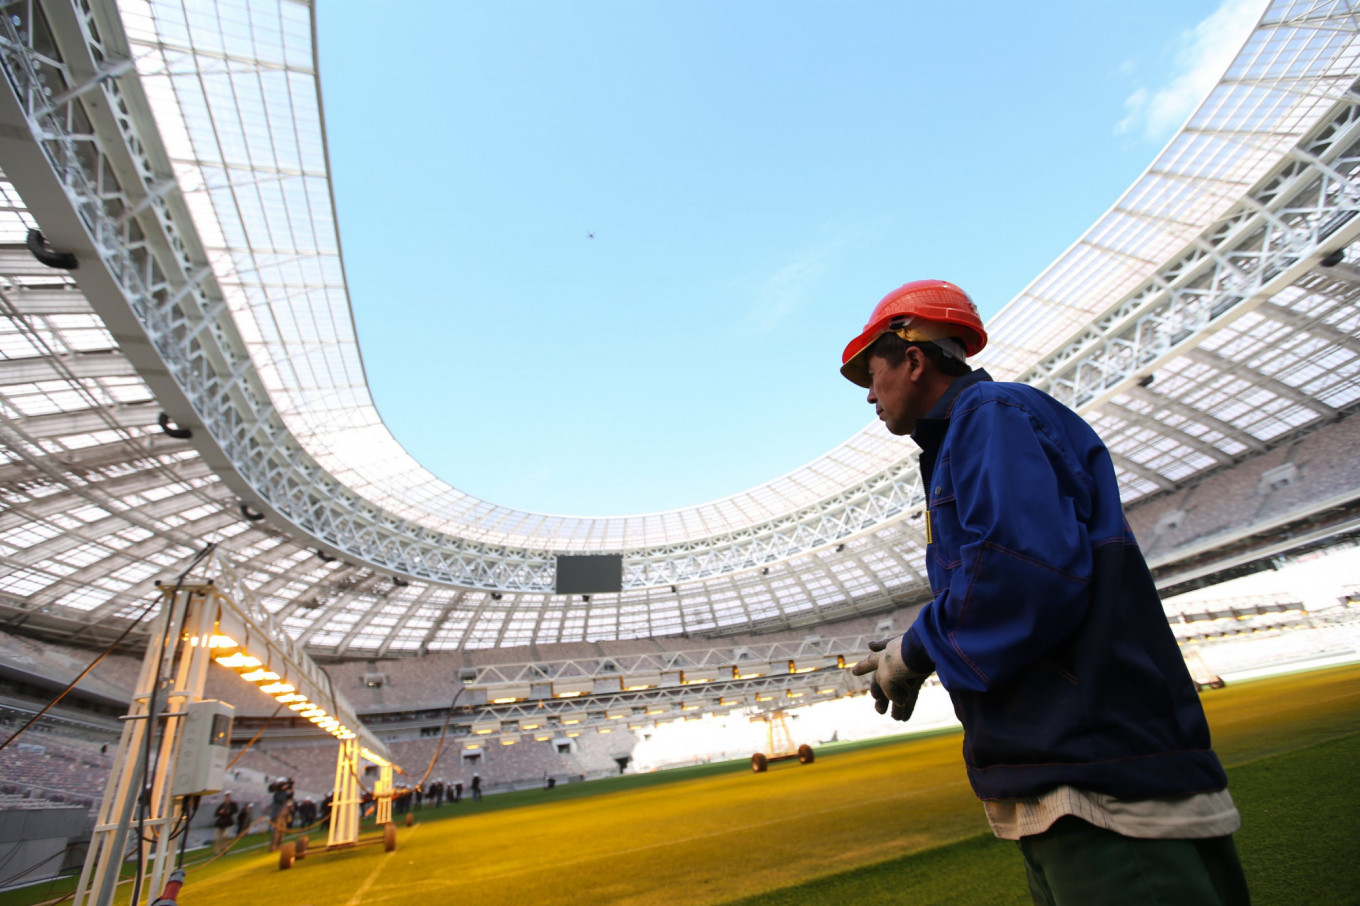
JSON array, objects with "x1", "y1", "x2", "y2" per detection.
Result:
[{"x1": 904, "y1": 395, "x2": 1094, "y2": 692}]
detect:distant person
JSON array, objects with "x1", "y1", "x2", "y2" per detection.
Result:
[
  {"x1": 235, "y1": 801, "x2": 252, "y2": 839},
  {"x1": 842, "y1": 280, "x2": 1249, "y2": 905},
  {"x1": 470, "y1": 773, "x2": 482, "y2": 803},
  {"x1": 267, "y1": 776, "x2": 294, "y2": 825},
  {"x1": 453, "y1": 780, "x2": 463, "y2": 804},
  {"x1": 213, "y1": 792, "x2": 239, "y2": 855}
]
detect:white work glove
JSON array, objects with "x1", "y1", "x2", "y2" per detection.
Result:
[{"x1": 850, "y1": 635, "x2": 929, "y2": 722}]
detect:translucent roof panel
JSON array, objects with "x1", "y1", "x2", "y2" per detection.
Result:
[
  {"x1": 2, "y1": 1, "x2": 1359, "y2": 654},
  {"x1": 107, "y1": 0, "x2": 1360, "y2": 551}
]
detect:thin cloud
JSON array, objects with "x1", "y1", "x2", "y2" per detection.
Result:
[
  {"x1": 745, "y1": 253, "x2": 831, "y2": 333},
  {"x1": 740, "y1": 231, "x2": 862, "y2": 334},
  {"x1": 1116, "y1": 0, "x2": 1265, "y2": 140}
]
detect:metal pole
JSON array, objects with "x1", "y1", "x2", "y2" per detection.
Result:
[
  {"x1": 327, "y1": 738, "x2": 360, "y2": 847},
  {"x1": 74, "y1": 584, "x2": 182, "y2": 906},
  {"x1": 143, "y1": 588, "x2": 217, "y2": 899},
  {"x1": 375, "y1": 763, "x2": 393, "y2": 826}
]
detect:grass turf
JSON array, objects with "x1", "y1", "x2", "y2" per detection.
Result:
[{"x1": 5, "y1": 662, "x2": 1356, "y2": 905}]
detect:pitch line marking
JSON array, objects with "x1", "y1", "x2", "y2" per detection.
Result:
[{"x1": 345, "y1": 824, "x2": 418, "y2": 905}]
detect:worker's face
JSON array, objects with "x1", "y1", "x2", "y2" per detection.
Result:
[{"x1": 866, "y1": 348, "x2": 926, "y2": 436}]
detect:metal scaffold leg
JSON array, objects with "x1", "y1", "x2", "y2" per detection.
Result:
[
  {"x1": 328, "y1": 738, "x2": 361, "y2": 847},
  {"x1": 73, "y1": 583, "x2": 227, "y2": 906},
  {"x1": 375, "y1": 762, "x2": 393, "y2": 827}
]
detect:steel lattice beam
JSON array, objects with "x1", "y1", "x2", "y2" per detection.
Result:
[{"x1": 2, "y1": 0, "x2": 1358, "y2": 620}]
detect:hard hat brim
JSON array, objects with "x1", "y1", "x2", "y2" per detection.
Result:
[{"x1": 840, "y1": 329, "x2": 877, "y2": 388}]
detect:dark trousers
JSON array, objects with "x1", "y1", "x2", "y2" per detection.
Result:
[{"x1": 1018, "y1": 816, "x2": 1251, "y2": 906}]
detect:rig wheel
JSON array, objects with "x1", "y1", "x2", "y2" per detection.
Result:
[
  {"x1": 278, "y1": 841, "x2": 295, "y2": 870},
  {"x1": 798, "y1": 744, "x2": 815, "y2": 765},
  {"x1": 751, "y1": 752, "x2": 768, "y2": 773},
  {"x1": 405, "y1": 812, "x2": 414, "y2": 827},
  {"x1": 384, "y1": 822, "x2": 398, "y2": 852},
  {"x1": 296, "y1": 835, "x2": 309, "y2": 859}
]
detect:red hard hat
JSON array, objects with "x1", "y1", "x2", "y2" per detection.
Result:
[{"x1": 840, "y1": 279, "x2": 987, "y2": 387}]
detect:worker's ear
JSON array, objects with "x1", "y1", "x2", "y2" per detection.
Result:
[{"x1": 905, "y1": 345, "x2": 929, "y2": 381}]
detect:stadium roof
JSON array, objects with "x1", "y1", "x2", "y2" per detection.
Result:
[{"x1": 0, "y1": 0, "x2": 1358, "y2": 656}]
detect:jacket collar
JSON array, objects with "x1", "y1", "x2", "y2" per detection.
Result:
[{"x1": 911, "y1": 368, "x2": 993, "y2": 450}]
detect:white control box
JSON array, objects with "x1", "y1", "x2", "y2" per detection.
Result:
[{"x1": 172, "y1": 700, "x2": 235, "y2": 796}]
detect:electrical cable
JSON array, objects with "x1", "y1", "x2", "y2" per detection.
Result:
[
  {"x1": 0, "y1": 591, "x2": 163, "y2": 753},
  {"x1": 176, "y1": 795, "x2": 199, "y2": 869},
  {"x1": 415, "y1": 685, "x2": 467, "y2": 791},
  {"x1": 0, "y1": 847, "x2": 76, "y2": 891},
  {"x1": 226, "y1": 702, "x2": 286, "y2": 770},
  {"x1": 22, "y1": 833, "x2": 143, "y2": 906},
  {"x1": 130, "y1": 542, "x2": 217, "y2": 906}
]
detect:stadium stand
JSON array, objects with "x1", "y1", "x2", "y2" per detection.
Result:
[
  {"x1": 1, "y1": 9, "x2": 1359, "y2": 883},
  {"x1": 0, "y1": 738, "x2": 110, "y2": 808},
  {"x1": 1126, "y1": 410, "x2": 1360, "y2": 559}
]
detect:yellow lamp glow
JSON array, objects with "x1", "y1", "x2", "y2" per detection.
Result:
[
  {"x1": 275, "y1": 693, "x2": 306, "y2": 704},
  {"x1": 215, "y1": 652, "x2": 262, "y2": 669},
  {"x1": 191, "y1": 633, "x2": 238, "y2": 649},
  {"x1": 259, "y1": 682, "x2": 295, "y2": 694},
  {"x1": 288, "y1": 702, "x2": 311, "y2": 711},
  {"x1": 240, "y1": 669, "x2": 280, "y2": 683}
]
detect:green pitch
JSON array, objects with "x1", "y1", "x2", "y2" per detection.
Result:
[{"x1": 8, "y1": 662, "x2": 1358, "y2": 906}]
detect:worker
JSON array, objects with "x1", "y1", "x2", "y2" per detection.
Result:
[
  {"x1": 843, "y1": 280, "x2": 1250, "y2": 905},
  {"x1": 212, "y1": 792, "x2": 239, "y2": 855}
]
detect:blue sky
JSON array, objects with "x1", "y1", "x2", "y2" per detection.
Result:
[{"x1": 318, "y1": 0, "x2": 1262, "y2": 517}]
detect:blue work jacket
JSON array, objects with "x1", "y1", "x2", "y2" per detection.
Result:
[{"x1": 902, "y1": 370, "x2": 1229, "y2": 801}]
